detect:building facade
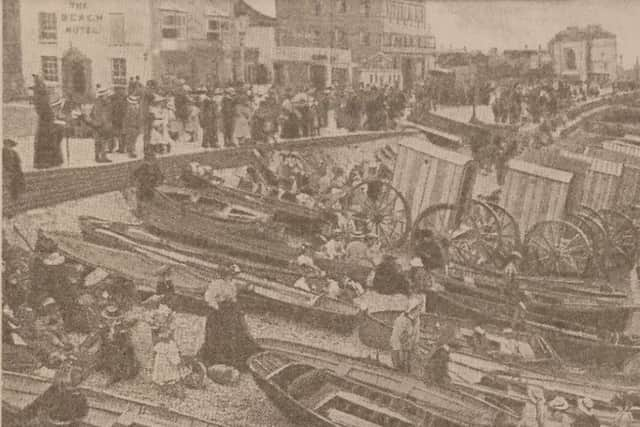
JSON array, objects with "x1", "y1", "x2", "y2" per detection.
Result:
[
  {"x1": 3, "y1": 0, "x2": 24, "y2": 101},
  {"x1": 549, "y1": 25, "x2": 617, "y2": 83},
  {"x1": 18, "y1": 0, "x2": 257, "y2": 100},
  {"x1": 274, "y1": 0, "x2": 435, "y2": 90}
]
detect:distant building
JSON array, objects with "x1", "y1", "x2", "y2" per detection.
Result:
[
  {"x1": 548, "y1": 25, "x2": 617, "y2": 83},
  {"x1": 3, "y1": 0, "x2": 24, "y2": 101},
  {"x1": 18, "y1": 0, "x2": 253, "y2": 100},
  {"x1": 274, "y1": 0, "x2": 436, "y2": 90},
  {"x1": 236, "y1": 0, "x2": 277, "y2": 84},
  {"x1": 434, "y1": 50, "x2": 488, "y2": 90}
]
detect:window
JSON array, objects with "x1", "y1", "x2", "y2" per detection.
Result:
[
  {"x1": 337, "y1": 0, "x2": 346, "y2": 13},
  {"x1": 39, "y1": 12, "x2": 57, "y2": 42},
  {"x1": 109, "y1": 13, "x2": 125, "y2": 45},
  {"x1": 161, "y1": 11, "x2": 186, "y2": 39},
  {"x1": 41, "y1": 56, "x2": 58, "y2": 82},
  {"x1": 360, "y1": 0, "x2": 370, "y2": 17},
  {"x1": 112, "y1": 58, "x2": 127, "y2": 86},
  {"x1": 360, "y1": 31, "x2": 370, "y2": 46},
  {"x1": 313, "y1": 0, "x2": 322, "y2": 16},
  {"x1": 207, "y1": 18, "x2": 228, "y2": 41},
  {"x1": 333, "y1": 28, "x2": 346, "y2": 48},
  {"x1": 564, "y1": 48, "x2": 577, "y2": 70}
]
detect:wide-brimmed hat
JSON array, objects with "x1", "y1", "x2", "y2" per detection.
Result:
[
  {"x1": 127, "y1": 95, "x2": 140, "y2": 104},
  {"x1": 578, "y1": 397, "x2": 594, "y2": 415},
  {"x1": 474, "y1": 326, "x2": 486, "y2": 336},
  {"x1": 101, "y1": 305, "x2": 123, "y2": 320},
  {"x1": 527, "y1": 386, "x2": 545, "y2": 403},
  {"x1": 96, "y1": 86, "x2": 111, "y2": 97},
  {"x1": 50, "y1": 96, "x2": 63, "y2": 107},
  {"x1": 409, "y1": 257, "x2": 424, "y2": 268},
  {"x1": 42, "y1": 297, "x2": 57, "y2": 310},
  {"x1": 230, "y1": 264, "x2": 241, "y2": 275},
  {"x1": 548, "y1": 396, "x2": 569, "y2": 411},
  {"x1": 3, "y1": 138, "x2": 18, "y2": 148},
  {"x1": 43, "y1": 252, "x2": 66, "y2": 266}
]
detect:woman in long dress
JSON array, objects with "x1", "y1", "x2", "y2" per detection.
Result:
[
  {"x1": 233, "y1": 95, "x2": 252, "y2": 145},
  {"x1": 33, "y1": 81, "x2": 64, "y2": 169}
]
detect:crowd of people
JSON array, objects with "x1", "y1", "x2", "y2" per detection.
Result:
[{"x1": 28, "y1": 73, "x2": 411, "y2": 170}]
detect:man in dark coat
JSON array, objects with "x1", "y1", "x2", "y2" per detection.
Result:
[
  {"x1": 198, "y1": 268, "x2": 261, "y2": 370},
  {"x1": 84, "y1": 86, "x2": 113, "y2": 163},
  {"x1": 111, "y1": 87, "x2": 128, "y2": 153},
  {"x1": 423, "y1": 344, "x2": 450, "y2": 385},
  {"x1": 132, "y1": 148, "x2": 164, "y2": 201},
  {"x1": 200, "y1": 94, "x2": 218, "y2": 148},
  {"x1": 3, "y1": 139, "x2": 25, "y2": 201},
  {"x1": 221, "y1": 89, "x2": 236, "y2": 147},
  {"x1": 32, "y1": 75, "x2": 65, "y2": 169},
  {"x1": 97, "y1": 305, "x2": 139, "y2": 385},
  {"x1": 122, "y1": 94, "x2": 142, "y2": 158}
]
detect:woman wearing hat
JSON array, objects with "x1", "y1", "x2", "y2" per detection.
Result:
[
  {"x1": 198, "y1": 267, "x2": 261, "y2": 370},
  {"x1": 547, "y1": 396, "x2": 572, "y2": 427},
  {"x1": 31, "y1": 76, "x2": 60, "y2": 169},
  {"x1": 233, "y1": 95, "x2": 252, "y2": 146},
  {"x1": 96, "y1": 305, "x2": 139, "y2": 385}
]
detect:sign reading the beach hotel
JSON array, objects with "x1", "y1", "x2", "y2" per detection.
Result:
[{"x1": 60, "y1": 1, "x2": 103, "y2": 35}]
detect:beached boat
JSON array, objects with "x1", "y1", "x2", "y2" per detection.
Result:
[
  {"x1": 437, "y1": 266, "x2": 635, "y2": 333},
  {"x1": 136, "y1": 187, "x2": 299, "y2": 265},
  {"x1": 182, "y1": 171, "x2": 328, "y2": 232},
  {"x1": 426, "y1": 289, "x2": 640, "y2": 369},
  {"x1": 358, "y1": 311, "x2": 559, "y2": 369},
  {"x1": 249, "y1": 345, "x2": 515, "y2": 427},
  {"x1": 2, "y1": 370, "x2": 224, "y2": 427},
  {"x1": 49, "y1": 232, "x2": 361, "y2": 332}
]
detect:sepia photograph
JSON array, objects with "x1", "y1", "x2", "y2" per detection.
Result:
[{"x1": 1, "y1": 0, "x2": 639, "y2": 425}]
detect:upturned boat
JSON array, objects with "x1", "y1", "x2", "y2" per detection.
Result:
[
  {"x1": 49, "y1": 232, "x2": 361, "y2": 332},
  {"x1": 2, "y1": 370, "x2": 225, "y2": 426},
  {"x1": 249, "y1": 341, "x2": 517, "y2": 427}
]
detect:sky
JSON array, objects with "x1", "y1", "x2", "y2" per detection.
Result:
[
  {"x1": 426, "y1": 0, "x2": 640, "y2": 68},
  {"x1": 244, "y1": 0, "x2": 640, "y2": 68}
]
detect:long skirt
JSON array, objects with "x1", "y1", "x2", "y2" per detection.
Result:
[{"x1": 33, "y1": 122, "x2": 64, "y2": 169}]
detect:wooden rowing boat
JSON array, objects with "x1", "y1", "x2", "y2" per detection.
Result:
[
  {"x1": 426, "y1": 289, "x2": 640, "y2": 369},
  {"x1": 79, "y1": 215, "x2": 306, "y2": 286},
  {"x1": 358, "y1": 311, "x2": 559, "y2": 369},
  {"x1": 249, "y1": 344, "x2": 515, "y2": 427},
  {"x1": 439, "y1": 265, "x2": 635, "y2": 333},
  {"x1": 137, "y1": 187, "x2": 299, "y2": 265},
  {"x1": 182, "y1": 171, "x2": 327, "y2": 229},
  {"x1": 48, "y1": 232, "x2": 361, "y2": 332},
  {"x1": 2, "y1": 370, "x2": 224, "y2": 426}
]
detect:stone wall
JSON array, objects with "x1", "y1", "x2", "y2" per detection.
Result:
[{"x1": 3, "y1": 131, "x2": 413, "y2": 217}]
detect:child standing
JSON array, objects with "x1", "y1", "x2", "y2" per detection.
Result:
[{"x1": 152, "y1": 329, "x2": 188, "y2": 399}]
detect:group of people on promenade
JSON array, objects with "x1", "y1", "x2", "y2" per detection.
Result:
[{"x1": 29, "y1": 73, "x2": 410, "y2": 170}]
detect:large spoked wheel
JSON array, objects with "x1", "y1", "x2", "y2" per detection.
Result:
[
  {"x1": 334, "y1": 180, "x2": 411, "y2": 249},
  {"x1": 566, "y1": 212, "x2": 607, "y2": 275},
  {"x1": 411, "y1": 202, "x2": 502, "y2": 268},
  {"x1": 599, "y1": 209, "x2": 639, "y2": 271},
  {"x1": 486, "y1": 202, "x2": 522, "y2": 261},
  {"x1": 523, "y1": 220, "x2": 593, "y2": 277}
]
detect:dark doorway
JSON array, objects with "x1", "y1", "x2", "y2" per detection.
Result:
[
  {"x1": 310, "y1": 64, "x2": 326, "y2": 90},
  {"x1": 62, "y1": 48, "x2": 92, "y2": 102},
  {"x1": 401, "y1": 57, "x2": 414, "y2": 90}
]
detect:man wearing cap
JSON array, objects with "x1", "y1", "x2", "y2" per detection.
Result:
[
  {"x1": 573, "y1": 398, "x2": 600, "y2": 427},
  {"x1": 200, "y1": 91, "x2": 218, "y2": 148},
  {"x1": 83, "y1": 85, "x2": 114, "y2": 163},
  {"x1": 111, "y1": 86, "x2": 128, "y2": 154},
  {"x1": 390, "y1": 298, "x2": 422, "y2": 372},
  {"x1": 3, "y1": 139, "x2": 25, "y2": 201},
  {"x1": 221, "y1": 88, "x2": 236, "y2": 147},
  {"x1": 132, "y1": 147, "x2": 164, "y2": 202},
  {"x1": 122, "y1": 94, "x2": 142, "y2": 158}
]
